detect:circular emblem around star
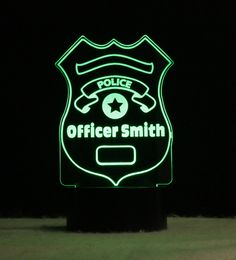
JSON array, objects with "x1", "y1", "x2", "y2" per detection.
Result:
[{"x1": 102, "y1": 93, "x2": 129, "y2": 119}]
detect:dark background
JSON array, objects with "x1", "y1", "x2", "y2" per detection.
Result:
[{"x1": 1, "y1": 2, "x2": 235, "y2": 217}]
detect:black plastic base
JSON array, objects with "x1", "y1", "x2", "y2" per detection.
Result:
[{"x1": 66, "y1": 189, "x2": 167, "y2": 232}]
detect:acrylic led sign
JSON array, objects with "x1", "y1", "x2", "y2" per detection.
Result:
[{"x1": 55, "y1": 35, "x2": 174, "y2": 188}]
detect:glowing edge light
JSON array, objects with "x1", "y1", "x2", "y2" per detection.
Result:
[
  {"x1": 96, "y1": 145, "x2": 136, "y2": 166},
  {"x1": 55, "y1": 35, "x2": 174, "y2": 188}
]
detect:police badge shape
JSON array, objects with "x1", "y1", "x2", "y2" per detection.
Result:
[{"x1": 55, "y1": 35, "x2": 174, "y2": 188}]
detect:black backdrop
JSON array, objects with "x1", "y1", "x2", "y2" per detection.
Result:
[{"x1": 1, "y1": 2, "x2": 235, "y2": 217}]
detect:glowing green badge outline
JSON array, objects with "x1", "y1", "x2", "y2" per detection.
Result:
[{"x1": 55, "y1": 35, "x2": 174, "y2": 188}]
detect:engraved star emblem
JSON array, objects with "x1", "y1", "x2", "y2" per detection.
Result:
[
  {"x1": 102, "y1": 93, "x2": 128, "y2": 119},
  {"x1": 108, "y1": 98, "x2": 123, "y2": 113}
]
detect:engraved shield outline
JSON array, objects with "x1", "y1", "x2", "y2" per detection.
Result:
[{"x1": 55, "y1": 35, "x2": 174, "y2": 187}]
